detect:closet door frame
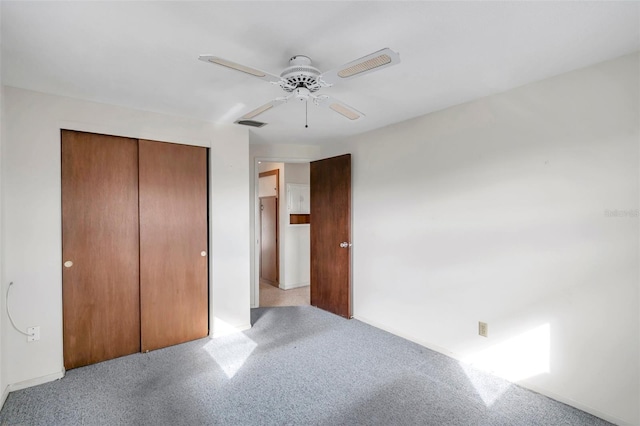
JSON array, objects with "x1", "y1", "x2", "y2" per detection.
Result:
[{"x1": 61, "y1": 129, "x2": 211, "y2": 368}]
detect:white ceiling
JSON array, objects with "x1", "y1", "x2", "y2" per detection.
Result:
[{"x1": 2, "y1": 1, "x2": 638, "y2": 145}]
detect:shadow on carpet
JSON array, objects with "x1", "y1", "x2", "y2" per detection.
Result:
[{"x1": 0, "y1": 306, "x2": 612, "y2": 425}]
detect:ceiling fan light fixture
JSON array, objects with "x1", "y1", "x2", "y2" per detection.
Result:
[
  {"x1": 330, "y1": 103, "x2": 360, "y2": 120},
  {"x1": 337, "y1": 54, "x2": 392, "y2": 78},
  {"x1": 243, "y1": 104, "x2": 273, "y2": 119},
  {"x1": 208, "y1": 58, "x2": 266, "y2": 78}
]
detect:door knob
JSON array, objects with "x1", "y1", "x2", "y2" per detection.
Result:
[
  {"x1": 201, "y1": 251, "x2": 207, "y2": 257},
  {"x1": 339, "y1": 242, "x2": 352, "y2": 248},
  {"x1": 64, "y1": 260, "x2": 73, "y2": 268}
]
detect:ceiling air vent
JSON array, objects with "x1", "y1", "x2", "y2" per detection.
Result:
[{"x1": 235, "y1": 119, "x2": 267, "y2": 128}]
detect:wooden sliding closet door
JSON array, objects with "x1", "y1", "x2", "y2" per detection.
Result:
[
  {"x1": 139, "y1": 140, "x2": 209, "y2": 352},
  {"x1": 62, "y1": 130, "x2": 141, "y2": 369}
]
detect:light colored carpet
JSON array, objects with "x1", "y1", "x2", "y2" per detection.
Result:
[
  {"x1": 259, "y1": 281, "x2": 309, "y2": 307},
  {"x1": 0, "y1": 306, "x2": 609, "y2": 426},
  {"x1": 0, "y1": 306, "x2": 612, "y2": 426}
]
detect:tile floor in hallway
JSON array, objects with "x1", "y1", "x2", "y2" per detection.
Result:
[{"x1": 259, "y1": 280, "x2": 310, "y2": 307}]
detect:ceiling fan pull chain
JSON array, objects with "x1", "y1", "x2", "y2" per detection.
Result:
[{"x1": 305, "y1": 100, "x2": 308, "y2": 128}]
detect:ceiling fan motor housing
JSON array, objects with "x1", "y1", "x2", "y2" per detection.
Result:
[
  {"x1": 294, "y1": 87, "x2": 311, "y2": 101},
  {"x1": 280, "y1": 55, "x2": 322, "y2": 92}
]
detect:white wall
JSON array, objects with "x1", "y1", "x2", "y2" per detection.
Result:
[
  {"x1": 282, "y1": 163, "x2": 310, "y2": 290},
  {"x1": 317, "y1": 53, "x2": 640, "y2": 425},
  {"x1": 0, "y1": 17, "x2": 5, "y2": 403},
  {"x1": 284, "y1": 162, "x2": 310, "y2": 185},
  {"x1": 0, "y1": 87, "x2": 251, "y2": 388},
  {"x1": 210, "y1": 126, "x2": 251, "y2": 337},
  {"x1": 0, "y1": 1, "x2": 6, "y2": 404}
]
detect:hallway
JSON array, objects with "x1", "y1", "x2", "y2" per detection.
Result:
[{"x1": 259, "y1": 281, "x2": 309, "y2": 307}]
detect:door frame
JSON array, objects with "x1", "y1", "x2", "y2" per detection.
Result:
[
  {"x1": 252, "y1": 157, "x2": 311, "y2": 308},
  {"x1": 59, "y1": 125, "x2": 214, "y2": 353},
  {"x1": 61, "y1": 131, "x2": 211, "y2": 365},
  {"x1": 258, "y1": 169, "x2": 280, "y2": 286}
]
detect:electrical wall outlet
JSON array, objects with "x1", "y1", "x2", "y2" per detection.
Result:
[
  {"x1": 478, "y1": 322, "x2": 488, "y2": 337},
  {"x1": 27, "y1": 326, "x2": 40, "y2": 342}
]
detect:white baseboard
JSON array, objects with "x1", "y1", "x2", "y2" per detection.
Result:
[
  {"x1": 211, "y1": 322, "x2": 252, "y2": 338},
  {"x1": 0, "y1": 384, "x2": 9, "y2": 410},
  {"x1": 280, "y1": 282, "x2": 309, "y2": 290},
  {"x1": 7, "y1": 370, "x2": 65, "y2": 393},
  {"x1": 514, "y1": 381, "x2": 629, "y2": 426},
  {"x1": 353, "y1": 314, "x2": 458, "y2": 359},
  {"x1": 353, "y1": 314, "x2": 629, "y2": 426}
]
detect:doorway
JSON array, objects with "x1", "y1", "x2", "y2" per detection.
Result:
[
  {"x1": 256, "y1": 161, "x2": 311, "y2": 307},
  {"x1": 253, "y1": 155, "x2": 353, "y2": 318},
  {"x1": 259, "y1": 169, "x2": 279, "y2": 286}
]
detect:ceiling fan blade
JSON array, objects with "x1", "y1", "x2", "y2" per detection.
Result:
[
  {"x1": 318, "y1": 48, "x2": 400, "y2": 86},
  {"x1": 313, "y1": 95, "x2": 365, "y2": 121},
  {"x1": 238, "y1": 97, "x2": 290, "y2": 121},
  {"x1": 199, "y1": 55, "x2": 283, "y2": 84}
]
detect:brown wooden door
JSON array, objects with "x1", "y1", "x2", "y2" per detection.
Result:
[
  {"x1": 139, "y1": 140, "x2": 209, "y2": 352},
  {"x1": 260, "y1": 196, "x2": 278, "y2": 286},
  {"x1": 62, "y1": 130, "x2": 141, "y2": 369},
  {"x1": 310, "y1": 154, "x2": 352, "y2": 318}
]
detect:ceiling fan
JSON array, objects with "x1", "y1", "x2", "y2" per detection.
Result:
[{"x1": 198, "y1": 48, "x2": 401, "y2": 126}]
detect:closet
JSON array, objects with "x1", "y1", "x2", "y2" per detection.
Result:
[{"x1": 61, "y1": 130, "x2": 208, "y2": 369}]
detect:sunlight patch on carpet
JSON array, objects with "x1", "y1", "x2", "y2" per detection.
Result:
[
  {"x1": 204, "y1": 332, "x2": 257, "y2": 379},
  {"x1": 460, "y1": 363, "x2": 512, "y2": 406}
]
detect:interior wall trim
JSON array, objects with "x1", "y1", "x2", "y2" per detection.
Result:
[
  {"x1": 57, "y1": 120, "x2": 211, "y2": 148},
  {"x1": 280, "y1": 281, "x2": 309, "y2": 290},
  {"x1": 7, "y1": 370, "x2": 65, "y2": 393},
  {"x1": 211, "y1": 323, "x2": 252, "y2": 339},
  {"x1": 1, "y1": 385, "x2": 9, "y2": 411},
  {"x1": 252, "y1": 156, "x2": 314, "y2": 308}
]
